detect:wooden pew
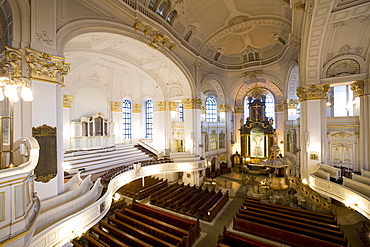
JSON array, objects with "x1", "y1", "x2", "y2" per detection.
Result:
[
  {"x1": 173, "y1": 187, "x2": 201, "y2": 211},
  {"x1": 179, "y1": 188, "x2": 209, "y2": 214},
  {"x1": 234, "y1": 213, "x2": 347, "y2": 246},
  {"x1": 153, "y1": 183, "x2": 184, "y2": 206},
  {"x1": 131, "y1": 202, "x2": 200, "y2": 243},
  {"x1": 188, "y1": 189, "x2": 215, "y2": 216},
  {"x1": 196, "y1": 190, "x2": 222, "y2": 218},
  {"x1": 159, "y1": 184, "x2": 190, "y2": 207},
  {"x1": 164, "y1": 185, "x2": 195, "y2": 209},
  {"x1": 117, "y1": 210, "x2": 189, "y2": 239},
  {"x1": 239, "y1": 205, "x2": 340, "y2": 232},
  {"x1": 108, "y1": 215, "x2": 183, "y2": 246},
  {"x1": 243, "y1": 199, "x2": 336, "y2": 224},
  {"x1": 203, "y1": 191, "x2": 229, "y2": 222},
  {"x1": 238, "y1": 208, "x2": 344, "y2": 238},
  {"x1": 71, "y1": 239, "x2": 84, "y2": 247},
  {"x1": 100, "y1": 219, "x2": 176, "y2": 247},
  {"x1": 90, "y1": 226, "x2": 131, "y2": 247},
  {"x1": 234, "y1": 217, "x2": 346, "y2": 247},
  {"x1": 217, "y1": 229, "x2": 276, "y2": 247},
  {"x1": 80, "y1": 233, "x2": 106, "y2": 247}
]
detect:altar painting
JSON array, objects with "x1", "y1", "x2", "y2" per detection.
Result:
[{"x1": 251, "y1": 127, "x2": 264, "y2": 158}]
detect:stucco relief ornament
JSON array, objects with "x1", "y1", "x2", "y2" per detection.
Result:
[
  {"x1": 35, "y1": 31, "x2": 54, "y2": 45},
  {"x1": 63, "y1": 95, "x2": 74, "y2": 108},
  {"x1": 327, "y1": 59, "x2": 360, "y2": 77}
]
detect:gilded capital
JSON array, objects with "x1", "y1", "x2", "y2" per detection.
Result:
[
  {"x1": 0, "y1": 46, "x2": 22, "y2": 78},
  {"x1": 234, "y1": 106, "x2": 244, "y2": 114},
  {"x1": 350, "y1": 80, "x2": 365, "y2": 98},
  {"x1": 296, "y1": 84, "x2": 330, "y2": 101},
  {"x1": 132, "y1": 104, "x2": 142, "y2": 113},
  {"x1": 275, "y1": 100, "x2": 286, "y2": 112},
  {"x1": 110, "y1": 101, "x2": 122, "y2": 112},
  {"x1": 155, "y1": 101, "x2": 166, "y2": 111},
  {"x1": 182, "y1": 98, "x2": 201, "y2": 109},
  {"x1": 287, "y1": 99, "x2": 299, "y2": 109},
  {"x1": 169, "y1": 101, "x2": 179, "y2": 111},
  {"x1": 63, "y1": 95, "x2": 73, "y2": 108},
  {"x1": 25, "y1": 47, "x2": 70, "y2": 84},
  {"x1": 218, "y1": 104, "x2": 231, "y2": 112}
]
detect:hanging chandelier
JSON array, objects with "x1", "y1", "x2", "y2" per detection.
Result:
[{"x1": 0, "y1": 76, "x2": 33, "y2": 102}]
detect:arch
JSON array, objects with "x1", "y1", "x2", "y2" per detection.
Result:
[
  {"x1": 287, "y1": 64, "x2": 299, "y2": 99},
  {"x1": 56, "y1": 19, "x2": 196, "y2": 98},
  {"x1": 200, "y1": 74, "x2": 226, "y2": 105},
  {"x1": 233, "y1": 77, "x2": 283, "y2": 107},
  {"x1": 323, "y1": 55, "x2": 365, "y2": 79}
]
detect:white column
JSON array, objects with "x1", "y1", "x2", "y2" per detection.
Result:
[
  {"x1": 297, "y1": 84, "x2": 329, "y2": 180},
  {"x1": 153, "y1": 101, "x2": 167, "y2": 154},
  {"x1": 32, "y1": 80, "x2": 61, "y2": 200},
  {"x1": 132, "y1": 103, "x2": 142, "y2": 143},
  {"x1": 182, "y1": 98, "x2": 201, "y2": 155}
]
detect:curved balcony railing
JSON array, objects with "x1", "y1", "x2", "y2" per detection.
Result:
[
  {"x1": 0, "y1": 137, "x2": 40, "y2": 247},
  {"x1": 309, "y1": 173, "x2": 370, "y2": 220},
  {"x1": 30, "y1": 159, "x2": 206, "y2": 247}
]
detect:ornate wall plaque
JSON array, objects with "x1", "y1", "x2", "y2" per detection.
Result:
[{"x1": 32, "y1": 124, "x2": 57, "y2": 183}]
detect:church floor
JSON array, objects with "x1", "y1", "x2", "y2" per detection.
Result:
[{"x1": 116, "y1": 169, "x2": 368, "y2": 246}]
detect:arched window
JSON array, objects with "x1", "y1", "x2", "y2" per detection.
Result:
[
  {"x1": 145, "y1": 100, "x2": 153, "y2": 138},
  {"x1": 179, "y1": 102, "x2": 184, "y2": 122},
  {"x1": 122, "y1": 99, "x2": 132, "y2": 139},
  {"x1": 265, "y1": 94, "x2": 275, "y2": 126},
  {"x1": 206, "y1": 96, "x2": 217, "y2": 122},
  {"x1": 166, "y1": 10, "x2": 177, "y2": 24},
  {"x1": 157, "y1": 0, "x2": 170, "y2": 17},
  {"x1": 184, "y1": 30, "x2": 192, "y2": 41},
  {"x1": 244, "y1": 98, "x2": 250, "y2": 120},
  {"x1": 148, "y1": 0, "x2": 158, "y2": 10}
]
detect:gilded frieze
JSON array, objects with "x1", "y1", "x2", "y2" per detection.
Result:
[
  {"x1": 234, "y1": 106, "x2": 244, "y2": 115},
  {"x1": 63, "y1": 95, "x2": 74, "y2": 108},
  {"x1": 155, "y1": 101, "x2": 166, "y2": 111},
  {"x1": 25, "y1": 47, "x2": 70, "y2": 84},
  {"x1": 110, "y1": 101, "x2": 122, "y2": 112},
  {"x1": 218, "y1": 104, "x2": 231, "y2": 112},
  {"x1": 182, "y1": 98, "x2": 201, "y2": 109},
  {"x1": 132, "y1": 104, "x2": 142, "y2": 113},
  {"x1": 296, "y1": 84, "x2": 330, "y2": 101},
  {"x1": 169, "y1": 101, "x2": 179, "y2": 111}
]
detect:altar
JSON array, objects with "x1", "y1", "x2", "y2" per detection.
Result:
[{"x1": 239, "y1": 92, "x2": 278, "y2": 174}]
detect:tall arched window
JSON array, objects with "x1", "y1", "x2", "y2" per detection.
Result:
[
  {"x1": 265, "y1": 94, "x2": 275, "y2": 126},
  {"x1": 244, "y1": 98, "x2": 250, "y2": 120},
  {"x1": 166, "y1": 10, "x2": 177, "y2": 24},
  {"x1": 179, "y1": 102, "x2": 184, "y2": 122},
  {"x1": 148, "y1": 0, "x2": 158, "y2": 10},
  {"x1": 145, "y1": 100, "x2": 153, "y2": 138},
  {"x1": 206, "y1": 96, "x2": 217, "y2": 122},
  {"x1": 184, "y1": 30, "x2": 192, "y2": 41},
  {"x1": 157, "y1": 1, "x2": 169, "y2": 16},
  {"x1": 122, "y1": 99, "x2": 132, "y2": 139}
]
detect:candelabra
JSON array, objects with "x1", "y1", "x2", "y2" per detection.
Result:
[{"x1": 0, "y1": 76, "x2": 33, "y2": 169}]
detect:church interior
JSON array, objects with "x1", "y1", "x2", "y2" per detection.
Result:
[{"x1": 0, "y1": 0, "x2": 370, "y2": 246}]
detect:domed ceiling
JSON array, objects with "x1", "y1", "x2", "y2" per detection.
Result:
[{"x1": 178, "y1": 0, "x2": 292, "y2": 65}]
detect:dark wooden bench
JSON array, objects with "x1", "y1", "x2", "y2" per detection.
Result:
[
  {"x1": 243, "y1": 199, "x2": 336, "y2": 224},
  {"x1": 240, "y1": 205, "x2": 340, "y2": 232},
  {"x1": 234, "y1": 217, "x2": 346, "y2": 247},
  {"x1": 109, "y1": 215, "x2": 184, "y2": 246},
  {"x1": 100, "y1": 219, "x2": 176, "y2": 247},
  {"x1": 187, "y1": 189, "x2": 215, "y2": 216},
  {"x1": 131, "y1": 202, "x2": 200, "y2": 244},
  {"x1": 203, "y1": 191, "x2": 229, "y2": 221},
  {"x1": 80, "y1": 233, "x2": 106, "y2": 247},
  {"x1": 234, "y1": 213, "x2": 347, "y2": 246},
  {"x1": 90, "y1": 226, "x2": 131, "y2": 247},
  {"x1": 173, "y1": 187, "x2": 201, "y2": 211},
  {"x1": 117, "y1": 210, "x2": 189, "y2": 238},
  {"x1": 179, "y1": 188, "x2": 209, "y2": 214},
  {"x1": 217, "y1": 229, "x2": 276, "y2": 247},
  {"x1": 238, "y1": 208, "x2": 344, "y2": 239}
]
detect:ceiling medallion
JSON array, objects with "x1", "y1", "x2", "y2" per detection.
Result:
[
  {"x1": 326, "y1": 59, "x2": 360, "y2": 77},
  {"x1": 228, "y1": 16, "x2": 250, "y2": 26}
]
